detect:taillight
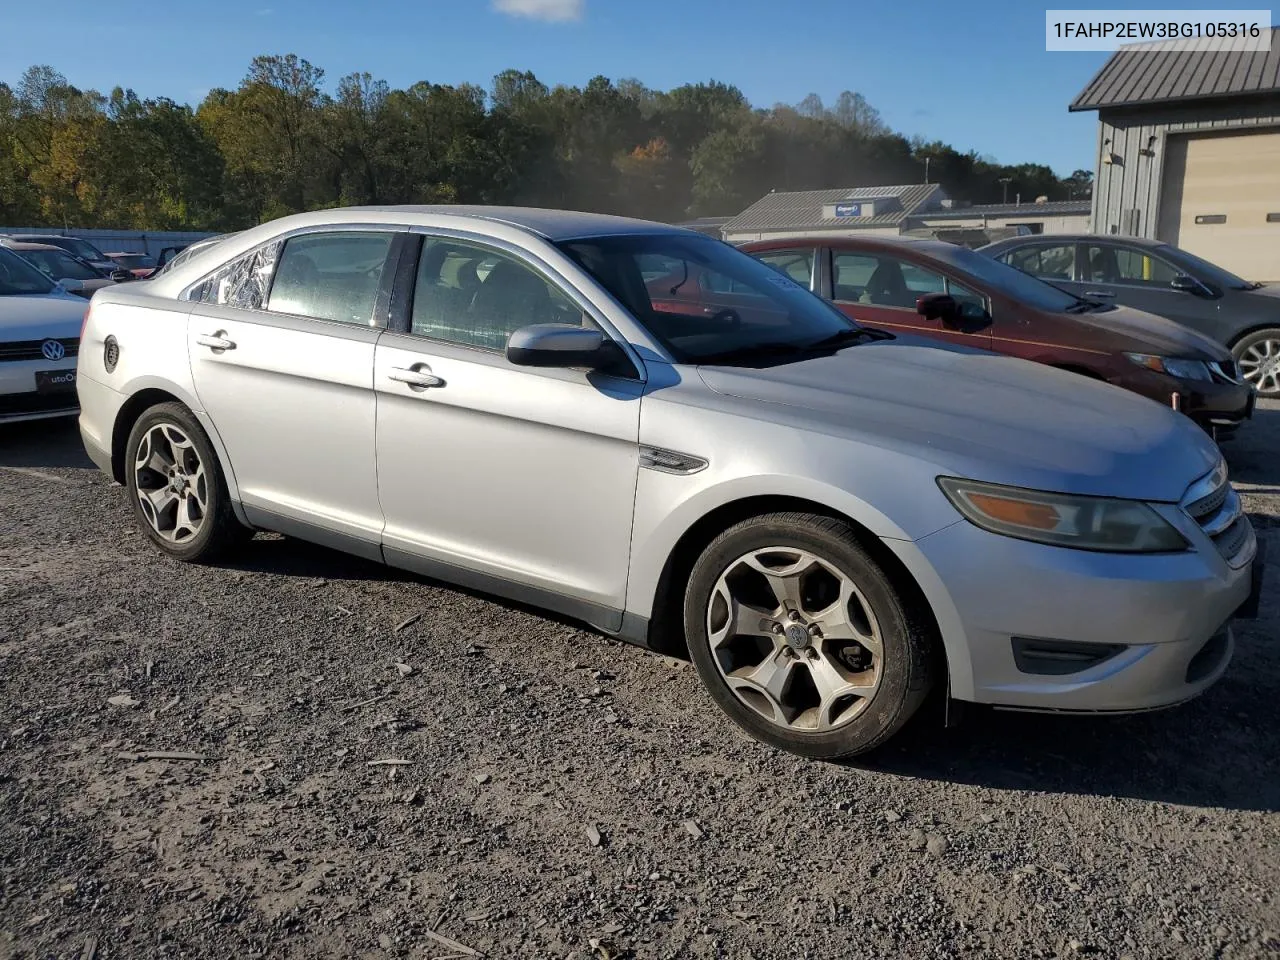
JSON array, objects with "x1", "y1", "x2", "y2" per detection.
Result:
[{"x1": 80, "y1": 303, "x2": 92, "y2": 342}]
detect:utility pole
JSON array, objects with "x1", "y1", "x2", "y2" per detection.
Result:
[
  {"x1": 999, "y1": 177, "x2": 1013, "y2": 204},
  {"x1": 924, "y1": 156, "x2": 930, "y2": 184}
]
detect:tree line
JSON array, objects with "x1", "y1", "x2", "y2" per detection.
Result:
[{"x1": 0, "y1": 55, "x2": 1093, "y2": 232}]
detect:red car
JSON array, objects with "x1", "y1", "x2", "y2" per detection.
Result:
[{"x1": 738, "y1": 236, "x2": 1254, "y2": 437}]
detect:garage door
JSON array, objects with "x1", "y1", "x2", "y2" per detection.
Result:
[{"x1": 1157, "y1": 130, "x2": 1280, "y2": 282}]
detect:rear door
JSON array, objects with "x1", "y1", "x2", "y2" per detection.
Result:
[
  {"x1": 186, "y1": 228, "x2": 399, "y2": 555},
  {"x1": 827, "y1": 248, "x2": 991, "y2": 349}
]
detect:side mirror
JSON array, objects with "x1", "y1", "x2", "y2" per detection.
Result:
[
  {"x1": 917, "y1": 292, "x2": 958, "y2": 323},
  {"x1": 1172, "y1": 274, "x2": 1205, "y2": 295},
  {"x1": 507, "y1": 323, "x2": 617, "y2": 370}
]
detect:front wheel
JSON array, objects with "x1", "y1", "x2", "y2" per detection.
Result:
[
  {"x1": 125, "y1": 402, "x2": 249, "y2": 562},
  {"x1": 1233, "y1": 328, "x2": 1280, "y2": 398},
  {"x1": 683, "y1": 512, "x2": 936, "y2": 759}
]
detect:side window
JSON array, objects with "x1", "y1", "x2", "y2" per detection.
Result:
[
  {"x1": 411, "y1": 238, "x2": 586, "y2": 350},
  {"x1": 1006, "y1": 244, "x2": 1075, "y2": 281},
  {"x1": 194, "y1": 240, "x2": 281, "y2": 309},
  {"x1": 831, "y1": 253, "x2": 880, "y2": 302},
  {"x1": 835, "y1": 253, "x2": 983, "y2": 311},
  {"x1": 1084, "y1": 245, "x2": 1177, "y2": 286},
  {"x1": 266, "y1": 231, "x2": 395, "y2": 325},
  {"x1": 755, "y1": 249, "x2": 814, "y2": 288}
]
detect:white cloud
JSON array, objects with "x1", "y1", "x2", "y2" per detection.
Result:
[{"x1": 492, "y1": 0, "x2": 583, "y2": 22}]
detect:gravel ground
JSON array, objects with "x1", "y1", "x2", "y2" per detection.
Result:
[{"x1": 1, "y1": 404, "x2": 1277, "y2": 960}]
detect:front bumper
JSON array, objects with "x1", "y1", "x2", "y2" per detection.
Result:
[
  {"x1": 0, "y1": 357, "x2": 79, "y2": 424},
  {"x1": 896, "y1": 512, "x2": 1257, "y2": 712},
  {"x1": 1170, "y1": 376, "x2": 1254, "y2": 428}
]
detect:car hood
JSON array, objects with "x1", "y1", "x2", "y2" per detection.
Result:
[
  {"x1": 1067, "y1": 304, "x2": 1230, "y2": 360},
  {"x1": 0, "y1": 293, "x2": 87, "y2": 341},
  {"x1": 697, "y1": 338, "x2": 1220, "y2": 503}
]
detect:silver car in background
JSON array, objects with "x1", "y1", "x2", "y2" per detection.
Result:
[{"x1": 76, "y1": 207, "x2": 1263, "y2": 758}]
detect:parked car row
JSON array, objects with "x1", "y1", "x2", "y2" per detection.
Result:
[
  {"x1": 65, "y1": 205, "x2": 1263, "y2": 761},
  {"x1": 978, "y1": 234, "x2": 1280, "y2": 399},
  {"x1": 739, "y1": 236, "x2": 1255, "y2": 437}
]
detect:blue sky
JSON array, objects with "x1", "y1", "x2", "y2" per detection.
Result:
[{"x1": 2, "y1": 0, "x2": 1220, "y2": 176}]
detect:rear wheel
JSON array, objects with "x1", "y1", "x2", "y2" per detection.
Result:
[
  {"x1": 125, "y1": 402, "x2": 248, "y2": 562},
  {"x1": 1233, "y1": 329, "x2": 1280, "y2": 398},
  {"x1": 683, "y1": 512, "x2": 936, "y2": 759}
]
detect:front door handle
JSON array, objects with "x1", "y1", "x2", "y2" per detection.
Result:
[
  {"x1": 195, "y1": 332, "x2": 236, "y2": 351},
  {"x1": 388, "y1": 366, "x2": 445, "y2": 388}
]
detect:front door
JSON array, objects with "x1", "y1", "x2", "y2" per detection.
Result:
[
  {"x1": 1077, "y1": 242, "x2": 1222, "y2": 340},
  {"x1": 186, "y1": 229, "x2": 398, "y2": 554},
  {"x1": 373, "y1": 234, "x2": 643, "y2": 629},
  {"x1": 827, "y1": 249, "x2": 992, "y2": 350}
]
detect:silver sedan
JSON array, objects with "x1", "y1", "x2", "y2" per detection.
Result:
[{"x1": 75, "y1": 207, "x2": 1263, "y2": 758}]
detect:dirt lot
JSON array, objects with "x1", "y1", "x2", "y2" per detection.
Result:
[{"x1": 1, "y1": 404, "x2": 1277, "y2": 960}]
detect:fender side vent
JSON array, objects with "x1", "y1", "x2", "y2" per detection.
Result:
[
  {"x1": 1011, "y1": 638, "x2": 1126, "y2": 676},
  {"x1": 639, "y1": 446, "x2": 708, "y2": 475}
]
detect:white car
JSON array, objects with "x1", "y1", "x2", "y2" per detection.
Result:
[{"x1": 0, "y1": 246, "x2": 88, "y2": 424}]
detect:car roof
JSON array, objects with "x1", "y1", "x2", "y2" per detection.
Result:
[
  {"x1": 2, "y1": 241, "x2": 69, "y2": 252},
  {"x1": 263, "y1": 205, "x2": 688, "y2": 241},
  {"x1": 743, "y1": 233, "x2": 972, "y2": 260},
  {"x1": 979, "y1": 233, "x2": 1168, "y2": 254}
]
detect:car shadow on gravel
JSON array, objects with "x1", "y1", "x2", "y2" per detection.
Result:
[
  {"x1": 1224, "y1": 402, "x2": 1280, "y2": 487},
  {"x1": 218, "y1": 534, "x2": 414, "y2": 583},
  {"x1": 858, "y1": 671, "x2": 1280, "y2": 812},
  {"x1": 0, "y1": 419, "x2": 94, "y2": 469}
]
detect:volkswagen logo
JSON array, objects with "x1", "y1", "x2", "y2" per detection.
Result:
[{"x1": 41, "y1": 339, "x2": 66, "y2": 361}]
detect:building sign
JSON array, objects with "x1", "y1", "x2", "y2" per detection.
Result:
[{"x1": 833, "y1": 202, "x2": 864, "y2": 218}]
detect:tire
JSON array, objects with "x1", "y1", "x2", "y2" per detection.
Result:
[
  {"x1": 124, "y1": 402, "x2": 249, "y2": 562},
  {"x1": 683, "y1": 512, "x2": 936, "y2": 759},
  {"x1": 1232, "y1": 328, "x2": 1280, "y2": 398}
]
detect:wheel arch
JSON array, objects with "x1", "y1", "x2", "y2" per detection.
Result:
[
  {"x1": 1226, "y1": 323, "x2": 1280, "y2": 349},
  {"x1": 640, "y1": 495, "x2": 949, "y2": 686},
  {"x1": 109, "y1": 379, "x2": 242, "y2": 508}
]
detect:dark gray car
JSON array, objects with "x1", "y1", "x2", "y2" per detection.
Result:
[{"x1": 978, "y1": 234, "x2": 1280, "y2": 398}]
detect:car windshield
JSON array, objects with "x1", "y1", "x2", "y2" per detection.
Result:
[
  {"x1": 1159, "y1": 244, "x2": 1254, "y2": 289},
  {"x1": 556, "y1": 233, "x2": 858, "y2": 364},
  {"x1": 23, "y1": 249, "x2": 101, "y2": 280},
  {"x1": 0, "y1": 247, "x2": 57, "y2": 295},
  {"x1": 947, "y1": 245, "x2": 1082, "y2": 312}
]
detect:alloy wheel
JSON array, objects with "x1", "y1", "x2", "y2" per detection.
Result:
[
  {"x1": 1239, "y1": 337, "x2": 1280, "y2": 395},
  {"x1": 133, "y1": 423, "x2": 208, "y2": 543},
  {"x1": 705, "y1": 547, "x2": 883, "y2": 732}
]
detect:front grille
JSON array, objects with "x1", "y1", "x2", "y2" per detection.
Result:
[
  {"x1": 1180, "y1": 461, "x2": 1251, "y2": 565},
  {"x1": 0, "y1": 392, "x2": 80, "y2": 416},
  {"x1": 0, "y1": 338, "x2": 80, "y2": 363}
]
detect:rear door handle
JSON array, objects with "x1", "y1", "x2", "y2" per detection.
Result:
[
  {"x1": 1083, "y1": 290, "x2": 1116, "y2": 298},
  {"x1": 195, "y1": 332, "x2": 236, "y2": 350},
  {"x1": 388, "y1": 366, "x2": 445, "y2": 388}
]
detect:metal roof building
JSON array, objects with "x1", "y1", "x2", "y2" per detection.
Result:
[
  {"x1": 721, "y1": 184, "x2": 946, "y2": 243},
  {"x1": 1071, "y1": 30, "x2": 1280, "y2": 280}
]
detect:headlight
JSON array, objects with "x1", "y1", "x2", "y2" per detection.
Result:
[
  {"x1": 1124, "y1": 353, "x2": 1212, "y2": 382},
  {"x1": 937, "y1": 477, "x2": 1188, "y2": 553}
]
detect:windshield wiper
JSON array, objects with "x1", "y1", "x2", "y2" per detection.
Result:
[
  {"x1": 805, "y1": 327, "x2": 893, "y2": 350},
  {"x1": 696, "y1": 341, "x2": 809, "y2": 366}
]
